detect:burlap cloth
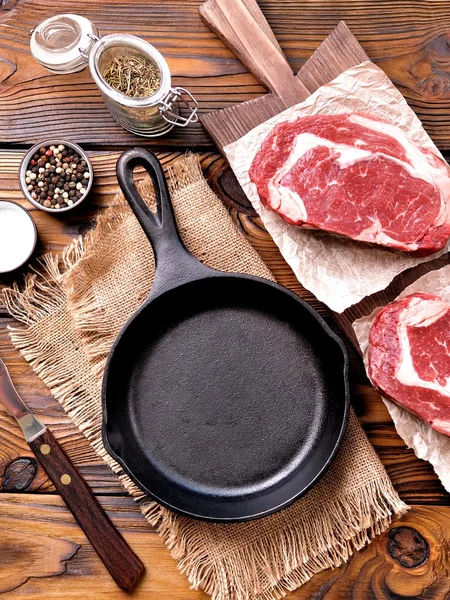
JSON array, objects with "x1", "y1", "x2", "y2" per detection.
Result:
[{"x1": 4, "y1": 154, "x2": 407, "y2": 600}]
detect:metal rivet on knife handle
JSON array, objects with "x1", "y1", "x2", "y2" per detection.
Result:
[
  {"x1": 40, "y1": 444, "x2": 51, "y2": 454},
  {"x1": 60, "y1": 474, "x2": 71, "y2": 485}
]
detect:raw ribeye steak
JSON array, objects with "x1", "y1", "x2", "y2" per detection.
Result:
[
  {"x1": 368, "y1": 292, "x2": 450, "y2": 436},
  {"x1": 249, "y1": 113, "x2": 450, "y2": 254}
]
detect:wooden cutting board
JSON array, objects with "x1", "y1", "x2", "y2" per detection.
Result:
[{"x1": 199, "y1": 0, "x2": 450, "y2": 348}]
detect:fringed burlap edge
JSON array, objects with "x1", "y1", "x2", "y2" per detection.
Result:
[
  {"x1": 160, "y1": 478, "x2": 406, "y2": 600},
  {"x1": 3, "y1": 155, "x2": 407, "y2": 600}
]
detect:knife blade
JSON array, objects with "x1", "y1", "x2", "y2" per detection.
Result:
[
  {"x1": 0, "y1": 359, "x2": 46, "y2": 442},
  {"x1": 0, "y1": 359, "x2": 144, "y2": 591}
]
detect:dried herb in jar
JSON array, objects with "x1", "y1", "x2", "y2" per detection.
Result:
[{"x1": 103, "y1": 55, "x2": 161, "y2": 98}]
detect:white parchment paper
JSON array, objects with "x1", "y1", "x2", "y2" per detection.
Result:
[
  {"x1": 225, "y1": 61, "x2": 450, "y2": 312},
  {"x1": 353, "y1": 265, "x2": 450, "y2": 492}
]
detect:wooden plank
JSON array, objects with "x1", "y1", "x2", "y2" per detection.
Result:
[
  {"x1": 0, "y1": 149, "x2": 449, "y2": 505},
  {"x1": 296, "y1": 20, "x2": 369, "y2": 92},
  {"x1": 2, "y1": 1, "x2": 450, "y2": 148},
  {"x1": 0, "y1": 493, "x2": 207, "y2": 599},
  {"x1": 199, "y1": 0, "x2": 310, "y2": 107},
  {"x1": 237, "y1": 0, "x2": 284, "y2": 55},
  {"x1": 200, "y1": 93, "x2": 285, "y2": 151},
  {"x1": 294, "y1": 506, "x2": 450, "y2": 599},
  {"x1": 0, "y1": 494, "x2": 449, "y2": 599},
  {"x1": 200, "y1": 20, "x2": 368, "y2": 148}
]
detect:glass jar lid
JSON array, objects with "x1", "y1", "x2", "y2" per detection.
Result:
[{"x1": 30, "y1": 14, "x2": 98, "y2": 74}]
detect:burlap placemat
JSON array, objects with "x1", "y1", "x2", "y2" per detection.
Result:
[{"x1": 4, "y1": 154, "x2": 407, "y2": 600}]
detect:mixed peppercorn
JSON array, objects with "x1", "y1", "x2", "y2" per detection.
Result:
[{"x1": 24, "y1": 144, "x2": 91, "y2": 210}]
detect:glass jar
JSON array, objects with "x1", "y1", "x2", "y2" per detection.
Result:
[{"x1": 30, "y1": 14, "x2": 198, "y2": 137}]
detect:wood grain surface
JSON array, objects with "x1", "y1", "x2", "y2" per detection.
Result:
[
  {"x1": 28, "y1": 428, "x2": 144, "y2": 591},
  {"x1": 1, "y1": 1, "x2": 450, "y2": 598},
  {"x1": 199, "y1": 0, "x2": 311, "y2": 107},
  {"x1": 0, "y1": 495, "x2": 450, "y2": 599},
  {"x1": 200, "y1": 17, "x2": 369, "y2": 149},
  {"x1": 3, "y1": 1, "x2": 450, "y2": 148}
]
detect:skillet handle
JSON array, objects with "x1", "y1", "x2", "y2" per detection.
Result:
[{"x1": 116, "y1": 148, "x2": 197, "y2": 276}]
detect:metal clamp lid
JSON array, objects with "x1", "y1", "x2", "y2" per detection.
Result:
[
  {"x1": 160, "y1": 87, "x2": 199, "y2": 127},
  {"x1": 79, "y1": 33, "x2": 100, "y2": 59}
]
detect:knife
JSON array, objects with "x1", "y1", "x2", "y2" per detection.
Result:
[{"x1": 0, "y1": 359, "x2": 144, "y2": 591}]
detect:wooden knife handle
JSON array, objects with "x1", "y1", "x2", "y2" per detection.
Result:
[
  {"x1": 199, "y1": 0, "x2": 310, "y2": 107},
  {"x1": 29, "y1": 429, "x2": 144, "y2": 591}
]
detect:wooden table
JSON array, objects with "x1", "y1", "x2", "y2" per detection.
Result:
[{"x1": 1, "y1": 1, "x2": 450, "y2": 598}]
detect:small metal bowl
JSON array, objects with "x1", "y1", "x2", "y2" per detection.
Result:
[
  {"x1": 19, "y1": 140, "x2": 93, "y2": 213},
  {"x1": 0, "y1": 200, "x2": 37, "y2": 273}
]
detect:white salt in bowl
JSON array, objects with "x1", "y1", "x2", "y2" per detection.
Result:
[{"x1": 0, "y1": 201, "x2": 37, "y2": 273}]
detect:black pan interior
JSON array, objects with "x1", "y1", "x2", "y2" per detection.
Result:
[{"x1": 103, "y1": 274, "x2": 348, "y2": 521}]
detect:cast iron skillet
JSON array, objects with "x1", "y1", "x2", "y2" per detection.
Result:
[{"x1": 102, "y1": 147, "x2": 350, "y2": 522}]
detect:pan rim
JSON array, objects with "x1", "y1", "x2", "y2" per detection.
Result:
[{"x1": 101, "y1": 272, "x2": 350, "y2": 522}]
